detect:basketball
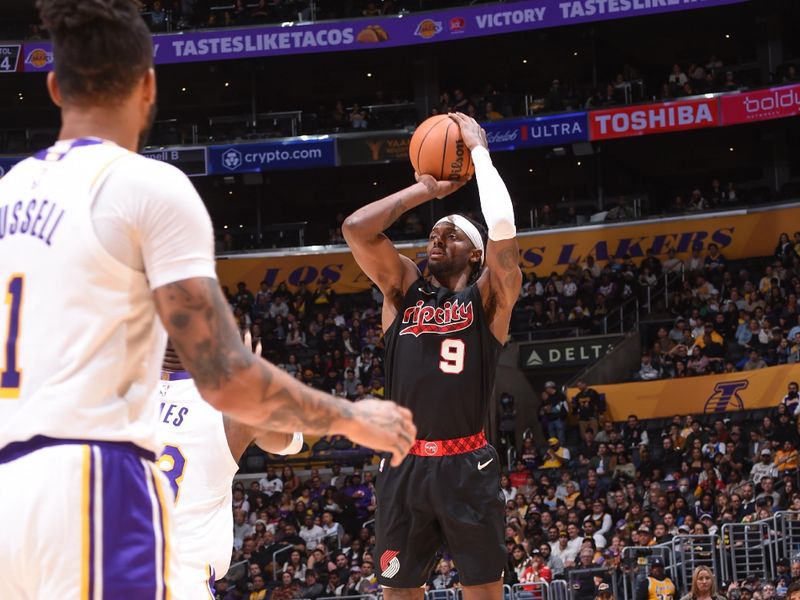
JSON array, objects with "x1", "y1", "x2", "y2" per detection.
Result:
[{"x1": 409, "y1": 115, "x2": 475, "y2": 182}]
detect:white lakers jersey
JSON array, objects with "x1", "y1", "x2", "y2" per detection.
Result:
[
  {"x1": 0, "y1": 138, "x2": 216, "y2": 454},
  {"x1": 156, "y1": 374, "x2": 240, "y2": 579}
]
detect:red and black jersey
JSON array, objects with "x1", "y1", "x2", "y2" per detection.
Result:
[{"x1": 383, "y1": 277, "x2": 502, "y2": 440}]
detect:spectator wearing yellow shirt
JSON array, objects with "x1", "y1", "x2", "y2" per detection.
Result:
[
  {"x1": 776, "y1": 440, "x2": 799, "y2": 474},
  {"x1": 249, "y1": 575, "x2": 268, "y2": 600},
  {"x1": 542, "y1": 438, "x2": 571, "y2": 469},
  {"x1": 484, "y1": 101, "x2": 504, "y2": 121}
]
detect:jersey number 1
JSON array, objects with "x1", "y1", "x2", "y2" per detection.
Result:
[
  {"x1": 439, "y1": 338, "x2": 465, "y2": 374},
  {"x1": 1, "y1": 275, "x2": 24, "y2": 398}
]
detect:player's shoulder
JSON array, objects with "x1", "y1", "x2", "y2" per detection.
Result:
[{"x1": 109, "y1": 152, "x2": 194, "y2": 190}]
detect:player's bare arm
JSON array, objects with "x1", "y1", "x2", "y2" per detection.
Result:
[
  {"x1": 342, "y1": 171, "x2": 465, "y2": 327},
  {"x1": 154, "y1": 277, "x2": 416, "y2": 465},
  {"x1": 450, "y1": 112, "x2": 522, "y2": 342}
]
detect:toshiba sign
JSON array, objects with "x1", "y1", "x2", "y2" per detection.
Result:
[
  {"x1": 589, "y1": 98, "x2": 719, "y2": 141},
  {"x1": 720, "y1": 83, "x2": 800, "y2": 126}
]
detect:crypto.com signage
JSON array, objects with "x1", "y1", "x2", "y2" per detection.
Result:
[{"x1": 719, "y1": 83, "x2": 800, "y2": 126}]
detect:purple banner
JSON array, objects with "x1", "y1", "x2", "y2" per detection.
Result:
[{"x1": 21, "y1": 0, "x2": 746, "y2": 71}]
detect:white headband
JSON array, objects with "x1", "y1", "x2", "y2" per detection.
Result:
[{"x1": 434, "y1": 214, "x2": 485, "y2": 266}]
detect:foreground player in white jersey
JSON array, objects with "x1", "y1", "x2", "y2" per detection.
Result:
[
  {"x1": 157, "y1": 342, "x2": 305, "y2": 599},
  {"x1": 0, "y1": 1, "x2": 415, "y2": 598}
]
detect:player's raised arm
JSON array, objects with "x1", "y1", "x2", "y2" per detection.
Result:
[
  {"x1": 450, "y1": 112, "x2": 522, "y2": 342},
  {"x1": 342, "y1": 172, "x2": 465, "y2": 311},
  {"x1": 154, "y1": 278, "x2": 415, "y2": 466}
]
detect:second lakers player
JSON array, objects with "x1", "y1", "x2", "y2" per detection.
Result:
[{"x1": 157, "y1": 344, "x2": 304, "y2": 598}]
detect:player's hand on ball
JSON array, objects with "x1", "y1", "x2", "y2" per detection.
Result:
[
  {"x1": 415, "y1": 172, "x2": 468, "y2": 199},
  {"x1": 344, "y1": 399, "x2": 416, "y2": 467},
  {"x1": 449, "y1": 112, "x2": 488, "y2": 151}
]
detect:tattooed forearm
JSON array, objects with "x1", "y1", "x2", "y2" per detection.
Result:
[
  {"x1": 382, "y1": 197, "x2": 408, "y2": 231},
  {"x1": 155, "y1": 277, "x2": 355, "y2": 434},
  {"x1": 159, "y1": 278, "x2": 254, "y2": 390}
]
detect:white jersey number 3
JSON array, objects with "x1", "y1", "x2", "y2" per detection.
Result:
[{"x1": 439, "y1": 338, "x2": 465, "y2": 374}]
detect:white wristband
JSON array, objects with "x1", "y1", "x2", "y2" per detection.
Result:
[
  {"x1": 472, "y1": 146, "x2": 516, "y2": 241},
  {"x1": 277, "y1": 432, "x2": 304, "y2": 455}
]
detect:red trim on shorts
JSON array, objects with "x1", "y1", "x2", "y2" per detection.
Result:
[{"x1": 408, "y1": 432, "x2": 487, "y2": 457}]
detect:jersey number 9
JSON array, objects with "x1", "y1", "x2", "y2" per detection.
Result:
[{"x1": 439, "y1": 338, "x2": 465, "y2": 374}]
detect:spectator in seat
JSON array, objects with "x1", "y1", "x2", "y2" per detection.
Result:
[
  {"x1": 484, "y1": 101, "x2": 504, "y2": 121},
  {"x1": 743, "y1": 349, "x2": 767, "y2": 371},
  {"x1": 636, "y1": 352, "x2": 661, "y2": 380},
  {"x1": 349, "y1": 104, "x2": 367, "y2": 129},
  {"x1": 541, "y1": 381, "x2": 569, "y2": 442},
  {"x1": 519, "y1": 549, "x2": 552, "y2": 583},
  {"x1": 679, "y1": 565, "x2": 725, "y2": 600},
  {"x1": 299, "y1": 571, "x2": 324, "y2": 600},
  {"x1": 573, "y1": 379, "x2": 601, "y2": 438},
  {"x1": 542, "y1": 438, "x2": 570, "y2": 469},
  {"x1": 781, "y1": 381, "x2": 800, "y2": 414},
  {"x1": 622, "y1": 414, "x2": 648, "y2": 450},
  {"x1": 776, "y1": 232, "x2": 799, "y2": 263},
  {"x1": 272, "y1": 571, "x2": 300, "y2": 600},
  {"x1": 751, "y1": 449, "x2": 779, "y2": 486},
  {"x1": 636, "y1": 556, "x2": 675, "y2": 600},
  {"x1": 248, "y1": 574, "x2": 267, "y2": 600},
  {"x1": 546, "y1": 80, "x2": 565, "y2": 111},
  {"x1": 428, "y1": 559, "x2": 460, "y2": 590}
]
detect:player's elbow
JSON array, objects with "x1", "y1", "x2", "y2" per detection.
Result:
[
  {"x1": 196, "y1": 386, "x2": 232, "y2": 413},
  {"x1": 341, "y1": 215, "x2": 361, "y2": 240}
]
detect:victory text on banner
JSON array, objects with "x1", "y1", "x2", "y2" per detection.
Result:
[
  {"x1": 566, "y1": 363, "x2": 800, "y2": 422},
  {"x1": 19, "y1": 0, "x2": 746, "y2": 71},
  {"x1": 589, "y1": 96, "x2": 719, "y2": 141},
  {"x1": 216, "y1": 203, "x2": 800, "y2": 294},
  {"x1": 719, "y1": 82, "x2": 800, "y2": 126}
]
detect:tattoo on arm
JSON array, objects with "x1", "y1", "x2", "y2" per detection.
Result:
[
  {"x1": 158, "y1": 278, "x2": 352, "y2": 435},
  {"x1": 382, "y1": 197, "x2": 407, "y2": 231},
  {"x1": 162, "y1": 278, "x2": 255, "y2": 390},
  {"x1": 496, "y1": 246, "x2": 518, "y2": 271}
]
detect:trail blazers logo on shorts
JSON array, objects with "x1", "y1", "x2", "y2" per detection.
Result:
[
  {"x1": 703, "y1": 380, "x2": 749, "y2": 413},
  {"x1": 380, "y1": 550, "x2": 401, "y2": 579},
  {"x1": 398, "y1": 299, "x2": 474, "y2": 337}
]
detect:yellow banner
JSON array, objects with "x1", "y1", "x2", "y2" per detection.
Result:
[
  {"x1": 216, "y1": 204, "x2": 799, "y2": 293},
  {"x1": 567, "y1": 363, "x2": 800, "y2": 421}
]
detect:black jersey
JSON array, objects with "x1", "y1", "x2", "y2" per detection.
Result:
[{"x1": 383, "y1": 277, "x2": 503, "y2": 440}]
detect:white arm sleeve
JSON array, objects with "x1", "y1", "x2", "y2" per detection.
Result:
[
  {"x1": 471, "y1": 146, "x2": 516, "y2": 241},
  {"x1": 91, "y1": 156, "x2": 217, "y2": 289}
]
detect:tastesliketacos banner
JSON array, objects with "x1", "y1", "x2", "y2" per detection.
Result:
[
  {"x1": 216, "y1": 202, "x2": 800, "y2": 293},
  {"x1": 719, "y1": 82, "x2": 800, "y2": 126},
  {"x1": 207, "y1": 137, "x2": 335, "y2": 174},
  {"x1": 20, "y1": 0, "x2": 746, "y2": 71},
  {"x1": 483, "y1": 112, "x2": 589, "y2": 151},
  {"x1": 566, "y1": 363, "x2": 800, "y2": 421},
  {"x1": 589, "y1": 96, "x2": 719, "y2": 141}
]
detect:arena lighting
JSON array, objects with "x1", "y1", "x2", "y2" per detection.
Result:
[
  {"x1": 223, "y1": 225, "x2": 228, "y2": 229},
  {"x1": 725, "y1": 33, "x2": 731, "y2": 39},
  {"x1": 372, "y1": 181, "x2": 378, "y2": 186},
  {"x1": 181, "y1": 86, "x2": 187, "y2": 92},
  {"x1": 528, "y1": 168, "x2": 534, "y2": 173},
  {"x1": 366, "y1": 72, "x2": 372, "y2": 77},
  {"x1": 522, "y1": 59, "x2": 528, "y2": 64},
  {"x1": 224, "y1": 82, "x2": 230, "y2": 87},
  {"x1": 577, "y1": 161, "x2": 582, "y2": 166},
  {"x1": 573, "y1": 51, "x2": 579, "y2": 56},
  {"x1": 729, "y1": 147, "x2": 735, "y2": 152},
  {"x1": 228, "y1": 191, "x2": 233, "y2": 195}
]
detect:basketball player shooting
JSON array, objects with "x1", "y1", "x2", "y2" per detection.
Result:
[
  {"x1": 343, "y1": 112, "x2": 522, "y2": 600},
  {"x1": 0, "y1": 1, "x2": 414, "y2": 598}
]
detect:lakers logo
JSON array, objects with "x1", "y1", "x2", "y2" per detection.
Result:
[
  {"x1": 414, "y1": 19, "x2": 443, "y2": 39},
  {"x1": 703, "y1": 380, "x2": 749, "y2": 413},
  {"x1": 25, "y1": 48, "x2": 52, "y2": 69}
]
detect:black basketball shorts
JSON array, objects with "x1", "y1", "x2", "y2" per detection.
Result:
[{"x1": 374, "y1": 443, "x2": 506, "y2": 588}]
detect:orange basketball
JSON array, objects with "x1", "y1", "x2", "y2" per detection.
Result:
[{"x1": 409, "y1": 115, "x2": 475, "y2": 182}]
